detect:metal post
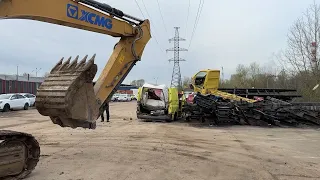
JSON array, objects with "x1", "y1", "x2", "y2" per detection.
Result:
[
  {"x1": 16, "y1": 65, "x2": 19, "y2": 81},
  {"x1": 4, "y1": 75, "x2": 6, "y2": 94},
  {"x1": 153, "y1": 77, "x2": 158, "y2": 85}
]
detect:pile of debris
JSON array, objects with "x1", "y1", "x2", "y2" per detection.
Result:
[{"x1": 183, "y1": 93, "x2": 320, "y2": 128}]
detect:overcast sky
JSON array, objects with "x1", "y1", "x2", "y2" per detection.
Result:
[{"x1": 0, "y1": 0, "x2": 319, "y2": 85}]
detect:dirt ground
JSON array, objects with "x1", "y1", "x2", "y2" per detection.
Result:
[{"x1": 1, "y1": 101, "x2": 320, "y2": 180}]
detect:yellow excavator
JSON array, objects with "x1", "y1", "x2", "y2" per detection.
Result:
[{"x1": 0, "y1": 0, "x2": 151, "y2": 179}]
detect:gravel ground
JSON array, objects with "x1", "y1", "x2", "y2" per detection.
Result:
[{"x1": 1, "y1": 101, "x2": 320, "y2": 180}]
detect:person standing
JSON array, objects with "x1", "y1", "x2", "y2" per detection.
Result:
[{"x1": 101, "y1": 102, "x2": 110, "y2": 122}]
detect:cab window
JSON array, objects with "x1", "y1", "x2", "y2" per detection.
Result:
[{"x1": 194, "y1": 71, "x2": 207, "y2": 87}]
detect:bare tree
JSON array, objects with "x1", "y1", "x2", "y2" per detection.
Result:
[
  {"x1": 43, "y1": 72, "x2": 50, "y2": 78},
  {"x1": 276, "y1": 2, "x2": 320, "y2": 99},
  {"x1": 130, "y1": 79, "x2": 145, "y2": 87},
  {"x1": 182, "y1": 76, "x2": 192, "y2": 89},
  {"x1": 280, "y1": 2, "x2": 320, "y2": 75}
]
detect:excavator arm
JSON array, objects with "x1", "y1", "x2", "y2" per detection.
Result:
[{"x1": 0, "y1": 0, "x2": 151, "y2": 129}]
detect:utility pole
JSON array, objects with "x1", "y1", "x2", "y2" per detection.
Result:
[
  {"x1": 16, "y1": 65, "x2": 19, "y2": 81},
  {"x1": 221, "y1": 66, "x2": 224, "y2": 81},
  {"x1": 153, "y1": 77, "x2": 158, "y2": 85},
  {"x1": 166, "y1": 27, "x2": 188, "y2": 91}
]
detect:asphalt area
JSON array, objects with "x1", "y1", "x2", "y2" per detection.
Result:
[{"x1": 1, "y1": 101, "x2": 320, "y2": 180}]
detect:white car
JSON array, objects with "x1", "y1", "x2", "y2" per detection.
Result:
[
  {"x1": 0, "y1": 93, "x2": 30, "y2": 112},
  {"x1": 117, "y1": 94, "x2": 131, "y2": 101},
  {"x1": 126, "y1": 94, "x2": 132, "y2": 101},
  {"x1": 111, "y1": 93, "x2": 120, "y2": 101},
  {"x1": 20, "y1": 93, "x2": 36, "y2": 106}
]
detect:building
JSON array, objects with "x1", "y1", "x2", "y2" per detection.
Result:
[
  {"x1": 116, "y1": 84, "x2": 138, "y2": 95},
  {"x1": 0, "y1": 74, "x2": 44, "y2": 95},
  {"x1": 0, "y1": 74, "x2": 139, "y2": 96}
]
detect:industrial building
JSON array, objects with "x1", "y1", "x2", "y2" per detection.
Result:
[
  {"x1": 0, "y1": 74, "x2": 44, "y2": 95},
  {"x1": 0, "y1": 74, "x2": 138, "y2": 95}
]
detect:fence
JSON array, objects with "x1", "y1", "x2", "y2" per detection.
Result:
[{"x1": 0, "y1": 79, "x2": 41, "y2": 95}]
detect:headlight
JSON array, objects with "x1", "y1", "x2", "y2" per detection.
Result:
[{"x1": 0, "y1": 101, "x2": 2, "y2": 104}]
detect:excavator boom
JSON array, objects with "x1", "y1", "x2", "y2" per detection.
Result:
[{"x1": 0, "y1": 0, "x2": 151, "y2": 129}]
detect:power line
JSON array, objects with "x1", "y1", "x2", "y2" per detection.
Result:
[
  {"x1": 134, "y1": 0, "x2": 146, "y2": 18},
  {"x1": 188, "y1": 0, "x2": 204, "y2": 50},
  {"x1": 156, "y1": 0, "x2": 168, "y2": 37},
  {"x1": 188, "y1": 0, "x2": 204, "y2": 49},
  {"x1": 141, "y1": 0, "x2": 159, "y2": 33},
  {"x1": 141, "y1": 0, "x2": 152, "y2": 19},
  {"x1": 134, "y1": 0, "x2": 166, "y2": 57},
  {"x1": 185, "y1": 0, "x2": 191, "y2": 38},
  {"x1": 194, "y1": 1, "x2": 204, "y2": 34}
]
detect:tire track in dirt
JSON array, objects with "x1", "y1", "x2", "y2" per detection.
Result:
[{"x1": 0, "y1": 119, "x2": 48, "y2": 129}]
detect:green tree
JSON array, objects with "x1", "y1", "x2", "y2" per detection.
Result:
[{"x1": 130, "y1": 79, "x2": 145, "y2": 87}]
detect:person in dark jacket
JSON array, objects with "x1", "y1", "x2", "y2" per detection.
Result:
[{"x1": 101, "y1": 102, "x2": 110, "y2": 122}]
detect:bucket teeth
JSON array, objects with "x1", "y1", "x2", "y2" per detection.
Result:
[
  {"x1": 58, "y1": 57, "x2": 71, "y2": 71},
  {"x1": 76, "y1": 55, "x2": 88, "y2": 69},
  {"x1": 83, "y1": 54, "x2": 96, "y2": 71},
  {"x1": 35, "y1": 54, "x2": 99, "y2": 129},
  {"x1": 48, "y1": 55, "x2": 97, "y2": 74},
  {"x1": 50, "y1": 58, "x2": 64, "y2": 73},
  {"x1": 68, "y1": 56, "x2": 79, "y2": 70}
]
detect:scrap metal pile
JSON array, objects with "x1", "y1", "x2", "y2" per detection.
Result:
[{"x1": 183, "y1": 93, "x2": 320, "y2": 127}]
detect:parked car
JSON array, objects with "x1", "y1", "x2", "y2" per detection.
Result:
[
  {"x1": 111, "y1": 94, "x2": 120, "y2": 102},
  {"x1": 20, "y1": 93, "x2": 36, "y2": 106},
  {"x1": 0, "y1": 93, "x2": 30, "y2": 112},
  {"x1": 126, "y1": 94, "x2": 132, "y2": 101},
  {"x1": 117, "y1": 94, "x2": 131, "y2": 101}
]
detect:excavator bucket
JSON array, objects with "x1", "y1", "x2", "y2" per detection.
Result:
[{"x1": 35, "y1": 55, "x2": 100, "y2": 129}]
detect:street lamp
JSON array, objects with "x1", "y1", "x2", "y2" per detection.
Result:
[
  {"x1": 32, "y1": 68, "x2": 42, "y2": 77},
  {"x1": 153, "y1": 77, "x2": 158, "y2": 85}
]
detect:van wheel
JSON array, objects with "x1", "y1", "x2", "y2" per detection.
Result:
[
  {"x1": 24, "y1": 103, "x2": 29, "y2": 110},
  {"x1": 2, "y1": 104, "x2": 10, "y2": 112}
]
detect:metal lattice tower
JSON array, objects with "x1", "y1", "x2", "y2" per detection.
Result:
[{"x1": 166, "y1": 27, "x2": 188, "y2": 90}]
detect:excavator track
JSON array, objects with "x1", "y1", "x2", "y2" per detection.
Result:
[
  {"x1": 35, "y1": 55, "x2": 100, "y2": 129},
  {"x1": 0, "y1": 130, "x2": 40, "y2": 180}
]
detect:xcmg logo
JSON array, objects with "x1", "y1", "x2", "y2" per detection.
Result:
[{"x1": 66, "y1": 3, "x2": 113, "y2": 29}]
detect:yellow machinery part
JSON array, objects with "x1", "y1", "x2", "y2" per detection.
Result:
[
  {"x1": 168, "y1": 88, "x2": 179, "y2": 120},
  {"x1": 137, "y1": 87, "x2": 143, "y2": 101},
  {"x1": 0, "y1": 0, "x2": 151, "y2": 129},
  {"x1": 191, "y1": 69, "x2": 257, "y2": 103}
]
